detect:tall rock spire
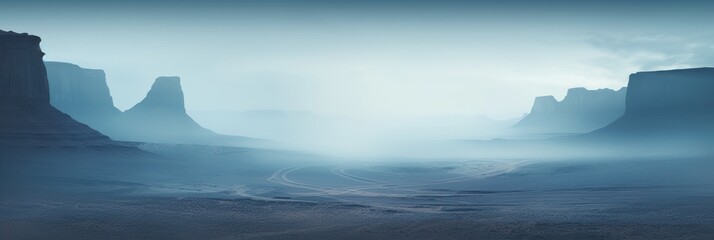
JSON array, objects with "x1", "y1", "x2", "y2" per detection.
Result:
[
  {"x1": 125, "y1": 76, "x2": 186, "y2": 115},
  {"x1": 110, "y1": 76, "x2": 214, "y2": 143}
]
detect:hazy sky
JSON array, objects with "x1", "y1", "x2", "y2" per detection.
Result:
[{"x1": 2, "y1": 0, "x2": 713, "y2": 119}]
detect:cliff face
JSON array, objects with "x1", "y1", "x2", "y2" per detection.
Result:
[
  {"x1": 559, "y1": 87, "x2": 627, "y2": 112},
  {"x1": 0, "y1": 30, "x2": 49, "y2": 102},
  {"x1": 529, "y1": 96, "x2": 558, "y2": 113},
  {"x1": 597, "y1": 68, "x2": 714, "y2": 135},
  {"x1": 109, "y1": 76, "x2": 214, "y2": 143},
  {"x1": 514, "y1": 87, "x2": 627, "y2": 133},
  {"x1": 0, "y1": 30, "x2": 112, "y2": 147},
  {"x1": 625, "y1": 68, "x2": 714, "y2": 115},
  {"x1": 45, "y1": 61, "x2": 121, "y2": 132}
]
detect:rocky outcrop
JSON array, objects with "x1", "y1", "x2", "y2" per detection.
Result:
[
  {"x1": 125, "y1": 77, "x2": 188, "y2": 115},
  {"x1": 529, "y1": 96, "x2": 558, "y2": 113},
  {"x1": 513, "y1": 87, "x2": 627, "y2": 133},
  {"x1": 559, "y1": 87, "x2": 627, "y2": 113},
  {"x1": 595, "y1": 68, "x2": 714, "y2": 136},
  {"x1": 45, "y1": 61, "x2": 121, "y2": 133},
  {"x1": 0, "y1": 30, "x2": 49, "y2": 102},
  {"x1": 0, "y1": 30, "x2": 113, "y2": 147},
  {"x1": 624, "y1": 68, "x2": 714, "y2": 115},
  {"x1": 108, "y1": 76, "x2": 215, "y2": 143}
]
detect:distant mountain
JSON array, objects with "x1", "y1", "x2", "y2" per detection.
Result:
[
  {"x1": 513, "y1": 87, "x2": 627, "y2": 134},
  {"x1": 593, "y1": 68, "x2": 714, "y2": 137},
  {"x1": 108, "y1": 76, "x2": 216, "y2": 143},
  {"x1": 0, "y1": 30, "x2": 113, "y2": 147},
  {"x1": 45, "y1": 61, "x2": 121, "y2": 133}
]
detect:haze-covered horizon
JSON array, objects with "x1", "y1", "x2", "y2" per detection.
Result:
[
  {"x1": 4, "y1": 3, "x2": 714, "y2": 239},
  {"x1": 2, "y1": 0, "x2": 714, "y2": 120}
]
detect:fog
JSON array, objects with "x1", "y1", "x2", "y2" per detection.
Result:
[
  {"x1": 2, "y1": 0, "x2": 713, "y2": 159},
  {"x1": 4, "y1": 0, "x2": 714, "y2": 123},
  {"x1": 3, "y1": 2, "x2": 714, "y2": 239},
  {"x1": 185, "y1": 109, "x2": 517, "y2": 156}
]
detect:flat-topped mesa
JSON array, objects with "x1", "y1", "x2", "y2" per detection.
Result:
[
  {"x1": 0, "y1": 31, "x2": 49, "y2": 102},
  {"x1": 595, "y1": 68, "x2": 714, "y2": 137},
  {"x1": 558, "y1": 87, "x2": 627, "y2": 112},
  {"x1": 529, "y1": 96, "x2": 558, "y2": 113},
  {"x1": 527, "y1": 87, "x2": 627, "y2": 115},
  {"x1": 625, "y1": 68, "x2": 714, "y2": 116},
  {"x1": 45, "y1": 61, "x2": 121, "y2": 119},
  {"x1": 0, "y1": 30, "x2": 112, "y2": 147},
  {"x1": 514, "y1": 87, "x2": 627, "y2": 133},
  {"x1": 45, "y1": 61, "x2": 122, "y2": 134}
]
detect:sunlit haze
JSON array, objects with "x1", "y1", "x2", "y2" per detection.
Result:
[{"x1": 3, "y1": 0, "x2": 713, "y2": 121}]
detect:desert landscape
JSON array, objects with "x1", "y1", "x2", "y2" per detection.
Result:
[{"x1": 2, "y1": 1, "x2": 714, "y2": 239}]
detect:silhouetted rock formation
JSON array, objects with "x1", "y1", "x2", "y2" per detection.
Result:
[
  {"x1": 45, "y1": 61, "x2": 121, "y2": 133},
  {"x1": 595, "y1": 68, "x2": 714, "y2": 137},
  {"x1": 125, "y1": 77, "x2": 189, "y2": 116},
  {"x1": 514, "y1": 87, "x2": 627, "y2": 133},
  {"x1": 109, "y1": 76, "x2": 215, "y2": 143},
  {"x1": 0, "y1": 31, "x2": 49, "y2": 102},
  {"x1": 529, "y1": 96, "x2": 558, "y2": 113},
  {"x1": 0, "y1": 30, "x2": 112, "y2": 147},
  {"x1": 625, "y1": 68, "x2": 714, "y2": 115}
]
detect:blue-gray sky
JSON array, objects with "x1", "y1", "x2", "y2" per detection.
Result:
[{"x1": 2, "y1": 0, "x2": 713, "y2": 119}]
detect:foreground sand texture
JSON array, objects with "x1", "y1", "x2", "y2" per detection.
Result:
[{"x1": 2, "y1": 145, "x2": 713, "y2": 240}]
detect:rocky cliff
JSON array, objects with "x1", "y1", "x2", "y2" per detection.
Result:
[
  {"x1": 45, "y1": 61, "x2": 121, "y2": 133},
  {"x1": 109, "y1": 76, "x2": 215, "y2": 143},
  {"x1": 596, "y1": 68, "x2": 714, "y2": 135},
  {"x1": 514, "y1": 87, "x2": 627, "y2": 133},
  {"x1": 625, "y1": 68, "x2": 714, "y2": 115},
  {"x1": 0, "y1": 30, "x2": 112, "y2": 147},
  {"x1": 529, "y1": 96, "x2": 558, "y2": 113},
  {"x1": 0, "y1": 30, "x2": 49, "y2": 102}
]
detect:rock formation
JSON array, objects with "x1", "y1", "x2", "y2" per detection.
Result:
[
  {"x1": 624, "y1": 68, "x2": 714, "y2": 115},
  {"x1": 595, "y1": 68, "x2": 714, "y2": 136},
  {"x1": 529, "y1": 96, "x2": 558, "y2": 113},
  {"x1": 513, "y1": 87, "x2": 627, "y2": 133},
  {"x1": 0, "y1": 30, "x2": 113, "y2": 147},
  {"x1": 45, "y1": 61, "x2": 121, "y2": 133},
  {"x1": 0, "y1": 31, "x2": 49, "y2": 101},
  {"x1": 108, "y1": 76, "x2": 216, "y2": 143}
]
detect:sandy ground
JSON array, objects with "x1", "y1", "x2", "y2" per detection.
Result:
[
  {"x1": 1, "y1": 196, "x2": 712, "y2": 240},
  {"x1": 1, "y1": 145, "x2": 713, "y2": 239}
]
